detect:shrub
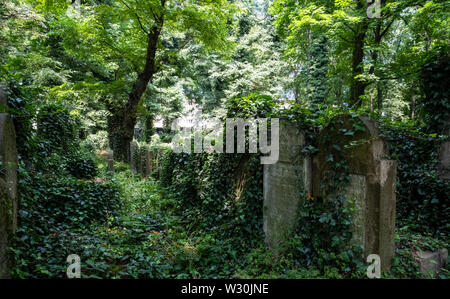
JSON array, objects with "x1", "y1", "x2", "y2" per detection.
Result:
[
  {"x1": 67, "y1": 154, "x2": 98, "y2": 179},
  {"x1": 381, "y1": 123, "x2": 450, "y2": 236},
  {"x1": 36, "y1": 104, "x2": 79, "y2": 152},
  {"x1": 12, "y1": 168, "x2": 123, "y2": 278}
]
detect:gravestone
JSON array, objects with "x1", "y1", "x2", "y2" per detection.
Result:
[
  {"x1": 312, "y1": 115, "x2": 396, "y2": 272},
  {"x1": 0, "y1": 84, "x2": 18, "y2": 278},
  {"x1": 148, "y1": 150, "x2": 153, "y2": 176},
  {"x1": 0, "y1": 114, "x2": 18, "y2": 233},
  {"x1": 263, "y1": 120, "x2": 312, "y2": 250},
  {"x1": 0, "y1": 179, "x2": 11, "y2": 278},
  {"x1": 438, "y1": 124, "x2": 450, "y2": 180},
  {"x1": 416, "y1": 248, "x2": 448, "y2": 277},
  {"x1": 130, "y1": 142, "x2": 138, "y2": 175},
  {"x1": 107, "y1": 150, "x2": 114, "y2": 173},
  {"x1": 140, "y1": 147, "x2": 153, "y2": 178},
  {"x1": 140, "y1": 147, "x2": 148, "y2": 178}
]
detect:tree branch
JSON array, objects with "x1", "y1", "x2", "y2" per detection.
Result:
[{"x1": 119, "y1": 0, "x2": 149, "y2": 35}]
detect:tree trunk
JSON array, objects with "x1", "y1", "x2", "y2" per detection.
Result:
[
  {"x1": 109, "y1": 8, "x2": 165, "y2": 162},
  {"x1": 349, "y1": 20, "x2": 368, "y2": 107},
  {"x1": 377, "y1": 81, "x2": 383, "y2": 113}
]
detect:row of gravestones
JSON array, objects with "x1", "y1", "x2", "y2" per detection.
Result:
[
  {"x1": 0, "y1": 83, "x2": 18, "y2": 278},
  {"x1": 107, "y1": 143, "x2": 165, "y2": 179},
  {"x1": 130, "y1": 142, "x2": 153, "y2": 178},
  {"x1": 264, "y1": 115, "x2": 449, "y2": 273}
]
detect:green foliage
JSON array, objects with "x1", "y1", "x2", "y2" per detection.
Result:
[
  {"x1": 289, "y1": 195, "x2": 365, "y2": 278},
  {"x1": 67, "y1": 154, "x2": 98, "y2": 179},
  {"x1": 12, "y1": 167, "x2": 122, "y2": 278},
  {"x1": 36, "y1": 104, "x2": 78, "y2": 152},
  {"x1": 2, "y1": 83, "x2": 35, "y2": 160},
  {"x1": 388, "y1": 226, "x2": 449, "y2": 279},
  {"x1": 381, "y1": 123, "x2": 450, "y2": 236},
  {"x1": 420, "y1": 51, "x2": 450, "y2": 134},
  {"x1": 161, "y1": 151, "x2": 264, "y2": 247},
  {"x1": 226, "y1": 93, "x2": 279, "y2": 118}
]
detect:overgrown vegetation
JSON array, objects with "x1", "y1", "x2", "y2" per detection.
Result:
[{"x1": 1, "y1": 0, "x2": 448, "y2": 280}]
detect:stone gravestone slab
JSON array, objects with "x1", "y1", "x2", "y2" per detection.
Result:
[
  {"x1": 438, "y1": 125, "x2": 450, "y2": 180},
  {"x1": 0, "y1": 99, "x2": 18, "y2": 278},
  {"x1": 312, "y1": 115, "x2": 396, "y2": 272},
  {"x1": 263, "y1": 120, "x2": 312, "y2": 250},
  {"x1": 130, "y1": 142, "x2": 138, "y2": 175},
  {"x1": 140, "y1": 147, "x2": 149, "y2": 178},
  {"x1": 0, "y1": 113, "x2": 18, "y2": 233},
  {"x1": 0, "y1": 179, "x2": 11, "y2": 278},
  {"x1": 107, "y1": 150, "x2": 114, "y2": 173},
  {"x1": 148, "y1": 150, "x2": 153, "y2": 176},
  {"x1": 140, "y1": 147, "x2": 153, "y2": 178}
]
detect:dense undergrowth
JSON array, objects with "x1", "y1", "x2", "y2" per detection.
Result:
[
  {"x1": 12, "y1": 154, "x2": 449, "y2": 278},
  {"x1": 10, "y1": 96, "x2": 449, "y2": 279}
]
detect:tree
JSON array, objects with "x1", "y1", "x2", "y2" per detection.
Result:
[
  {"x1": 27, "y1": 0, "x2": 236, "y2": 161},
  {"x1": 269, "y1": 0, "x2": 445, "y2": 110}
]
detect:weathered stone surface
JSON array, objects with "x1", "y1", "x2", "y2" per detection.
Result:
[
  {"x1": 0, "y1": 109, "x2": 17, "y2": 278},
  {"x1": 140, "y1": 147, "x2": 149, "y2": 178},
  {"x1": 438, "y1": 139, "x2": 450, "y2": 180},
  {"x1": 416, "y1": 248, "x2": 448, "y2": 277},
  {"x1": 130, "y1": 142, "x2": 138, "y2": 175},
  {"x1": 140, "y1": 147, "x2": 153, "y2": 178},
  {"x1": 0, "y1": 178, "x2": 12, "y2": 278},
  {"x1": 263, "y1": 120, "x2": 311, "y2": 250},
  {"x1": 0, "y1": 113, "x2": 18, "y2": 233},
  {"x1": 312, "y1": 114, "x2": 396, "y2": 272},
  {"x1": 148, "y1": 150, "x2": 153, "y2": 176},
  {"x1": 107, "y1": 150, "x2": 114, "y2": 172},
  {"x1": 379, "y1": 159, "x2": 397, "y2": 271}
]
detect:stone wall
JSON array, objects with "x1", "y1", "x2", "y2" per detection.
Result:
[{"x1": 0, "y1": 84, "x2": 18, "y2": 278}]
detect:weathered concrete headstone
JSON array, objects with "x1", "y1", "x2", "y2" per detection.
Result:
[
  {"x1": 140, "y1": 147, "x2": 147, "y2": 178},
  {"x1": 0, "y1": 179, "x2": 12, "y2": 278},
  {"x1": 263, "y1": 120, "x2": 312, "y2": 250},
  {"x1": 0, "y1": 84, "x2": 18, "y2": 278},
  {"x1": 438, "y1": 124, "x2": 450, "y2": 180},
  {"x1": 148, "y1": 150, "x2": 153, "y2": 176},
  {"x1": 140, "y1": 147, "x2": 153, "y2": 178},
  {"x1": 130, "y1": 142, "x2": 138, "y2": 175},
  {"x1": 416, "y1": 248, "x2": 448, "y2": 277},
  {"x1": 107, "y1": 150, "x2": 114, "y2": 173},
  {"x1": 312, "y1": 115, "x2": 396, "y2": 272},
  {"x1": 0, "y1": 114, "x2": 18, "y2": 233}
]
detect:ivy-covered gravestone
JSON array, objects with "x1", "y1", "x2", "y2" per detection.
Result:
[
  {"x1": 107, "y1": 150, "x2": 114, "y2": 173},
  {"x1": 312, "y1": 115, "x2": 397, "y2": 272},
  {"x1": 140, "y1": 147, "x2": 153, "y2": 178},
  {"x1": 438, "y1": 124, "x2": 450, "y2": 180},
  {"x1": 263, "y1": 120, "x2": 312, "y2": 250},
  {"x1": 130, "y1": 142, "x2": 138, "y2": 175}
]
